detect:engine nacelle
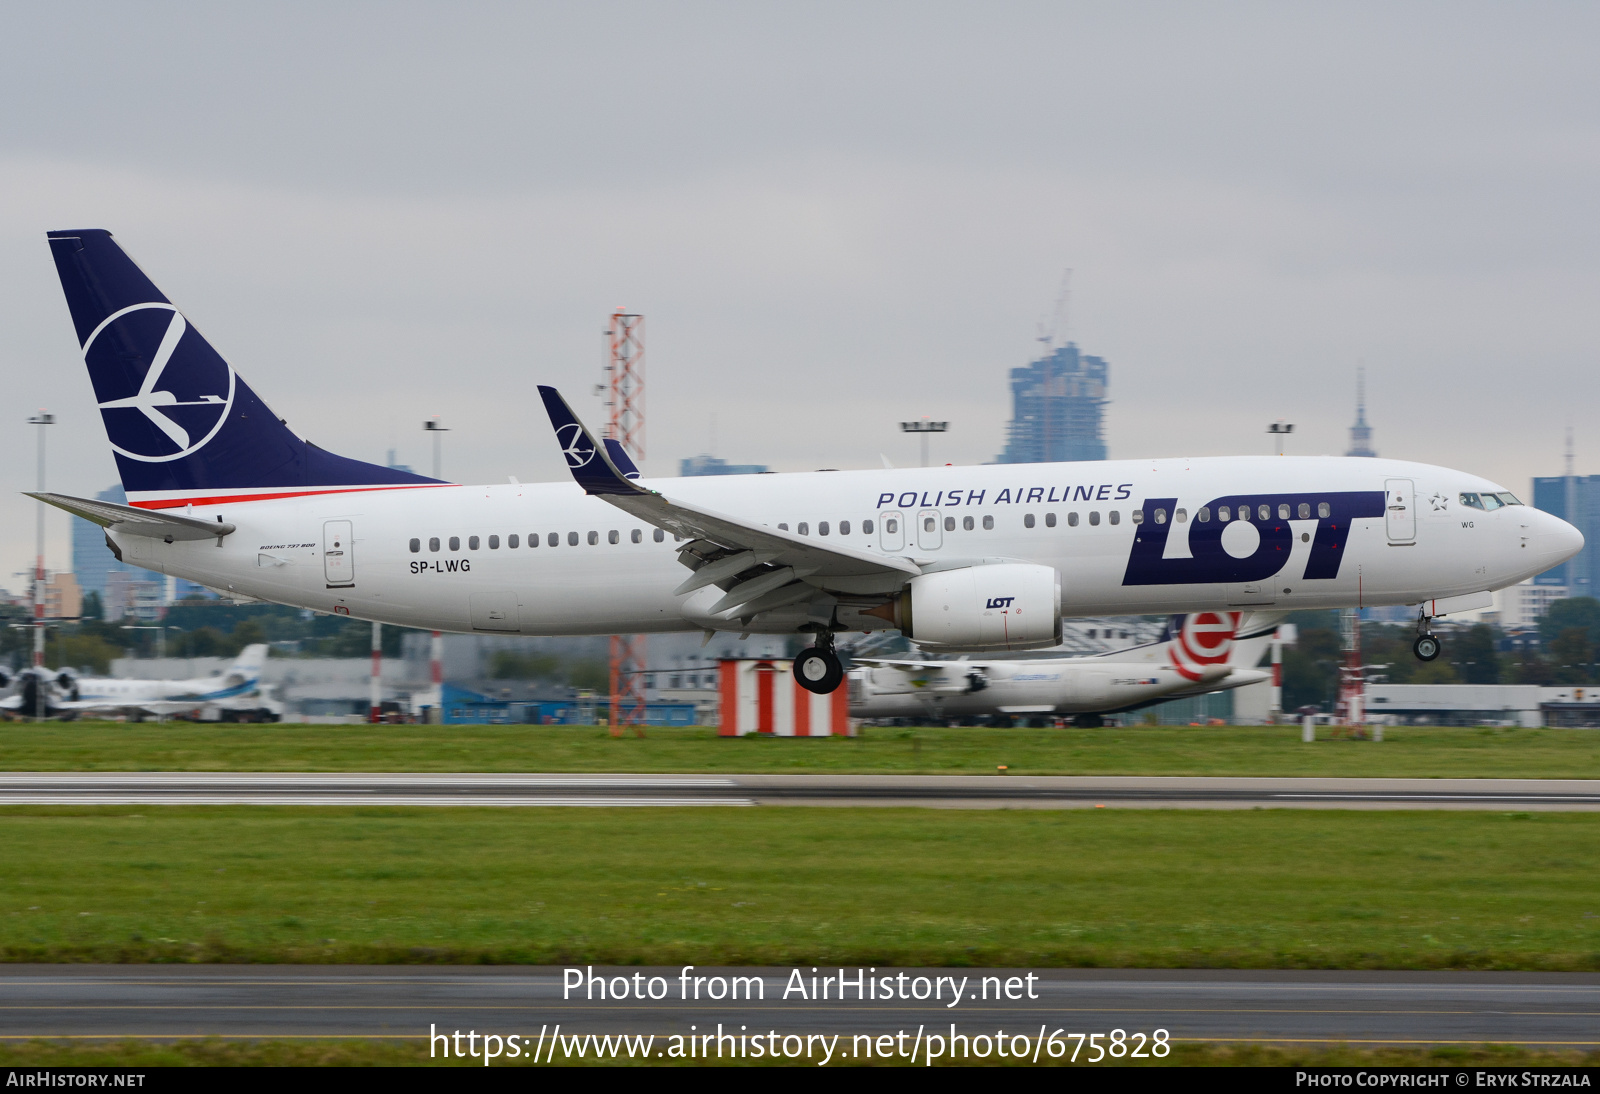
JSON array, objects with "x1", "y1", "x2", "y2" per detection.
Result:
[{"x1": 896, "y1": 563, "x2": 1062, "y2": 652}]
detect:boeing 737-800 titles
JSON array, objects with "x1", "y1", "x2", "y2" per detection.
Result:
[{"x1": 29, "y1": 230, "x2": 1583, "y2": 695}]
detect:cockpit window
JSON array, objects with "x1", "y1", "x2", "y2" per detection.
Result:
[
  {"x1": 1480, "y1": 493, "x2": 1504, "y2": 511},
  {"x1": 1459, "y1": 492, "x2": 1484, "y2": 510},
  {"x1": 1496, "y1": 492, "x2": 1522, "y2": 506}
]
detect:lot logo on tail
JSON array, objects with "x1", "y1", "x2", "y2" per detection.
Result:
[
  {"x1": 1168, "y1": 611, "x2": 1240, "y2": 681},
  {"x1": 557, "y1": 423, "x2": 597, "y2": 468},
  {"x1": 83, "y1": 302, "x2": 235, "y2": 462}
]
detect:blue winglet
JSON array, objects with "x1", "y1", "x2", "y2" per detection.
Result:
[
  {"x1": 603, "y1": 439, "x2": 642, "y2": 480},
  {"x1": 537, "y1": 386, "x2": 640, "y2": 496}
]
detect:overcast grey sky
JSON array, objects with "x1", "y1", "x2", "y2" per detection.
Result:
[{"x1": 2, "y1": 2, "x2": 1597, "y2": 586}]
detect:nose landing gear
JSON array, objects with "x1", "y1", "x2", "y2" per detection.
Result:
[
  {"x1": 1413, "y1": 611, "x2": 1441, "y2": 662},
  {"x1": 794, "y1": 633, "x2": 844, "y2": 694}
]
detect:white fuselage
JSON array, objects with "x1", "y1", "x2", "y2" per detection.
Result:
[{"x1": 113, "y1": 456, "x2": 1576, "y2": 637}]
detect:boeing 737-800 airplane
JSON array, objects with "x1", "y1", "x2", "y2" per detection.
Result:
[{"x1": 30, "y1": 230, "x2": 1583, "y2": 695}]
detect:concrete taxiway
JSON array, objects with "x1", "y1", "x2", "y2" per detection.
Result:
[
  {"x1": 1, "y1": 966, "x2": 1596, "y2": 1049},
  {"x1": 1, "y1": 772, "x2": 1599, "y2": 809}
]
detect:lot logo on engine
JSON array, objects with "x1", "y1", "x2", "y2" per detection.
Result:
[{"x1": 985, "y1": 596, "x2": 1015, "y2": 609}]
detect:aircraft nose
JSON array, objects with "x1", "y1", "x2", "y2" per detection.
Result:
[{"x1": 1534, "y1": 510, "x2": 1584, "y2": 569}]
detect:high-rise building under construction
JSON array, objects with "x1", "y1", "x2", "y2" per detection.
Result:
[{"x1": 995, "y1": 342, "x2": 1108, "y2": 464}]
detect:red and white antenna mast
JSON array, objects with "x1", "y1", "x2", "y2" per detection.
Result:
[{"x1": 605, "y1": 310, "x2": 648, "y2": 735}]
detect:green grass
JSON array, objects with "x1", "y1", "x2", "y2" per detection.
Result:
[
  {"x1": 0, "y1": 1038, "x2": 1593, "y2": 1067},
  {"x1": 4, "y1": 805, "x2": 1600, "y2": 968},
  {"x1": 5, "y1": 722, "x2": 1600, "y2": 777}
]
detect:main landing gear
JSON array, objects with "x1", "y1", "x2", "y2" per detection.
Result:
[
  {"x1": 1413, "y1": 611, "x2": 1441, "y2": 662},
  {"x1": 794, "y1": 634, "x2": 845, "y2": 694}
]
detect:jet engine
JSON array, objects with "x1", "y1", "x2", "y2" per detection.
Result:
[{"x1": 871, "y1": 563, "x2": 1062, "y2": 652}]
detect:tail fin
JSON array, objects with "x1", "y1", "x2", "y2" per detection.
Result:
[
  {"x1": 46, "y1": 230, "x2": 443, "y2": 507},
  {"x1": 603, "y1": 439, "x2": 642, "y2": 480},
  {"x1": 226, "y1": 643, "x2": 270, "y2": 684}
]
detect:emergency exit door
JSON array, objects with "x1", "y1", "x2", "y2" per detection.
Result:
[
  {"x1": 1384, "y1": 479, "x2": 1415, "y2": 544},
  {"x1": 323, "y1": 520, "x2": 354, "y2": 586}
]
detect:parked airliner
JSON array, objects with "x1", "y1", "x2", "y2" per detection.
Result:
[
  {"x1": 30, "y1": 230, "x2": 1583, "y2": 695},
  {"x1": 850, "y1": 612, "x2": 1277, "y2": 726}
]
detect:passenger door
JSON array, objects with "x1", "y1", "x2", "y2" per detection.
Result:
[
  {"x1": 322, "y1": 520, "x2": 354, "y2": 587},
  {"x1": 916, "y1": 509, "x2": 943, "y2": 551},
  {"x1": 879, "y1": 511, "x2": 905, "y2": 552},
  {"x1": 1384, "y1": 479, "x2": 1416, "y2": 544}
]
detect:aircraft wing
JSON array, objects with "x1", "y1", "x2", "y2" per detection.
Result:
[
  {"x1": 27, "y1": 492, "x2": 236, "y2": 542},
  {"x1": 539, "y1": 387, "x2": 918, "y2": 617}
]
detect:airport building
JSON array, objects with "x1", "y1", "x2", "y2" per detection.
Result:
[
  {"x1": 680, "y1": 455, "x2": 769, "y2": 477},
  {"x1": 995, "y1": 342, "x2": 1108, "y2": 464}
]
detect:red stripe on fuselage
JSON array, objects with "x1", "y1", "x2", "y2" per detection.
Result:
[{"x1": 127, "y1": 484, "x2": 451, "y2": 510}]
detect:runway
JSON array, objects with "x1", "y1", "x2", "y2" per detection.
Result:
[
  {"x1": 2, "y1": 772, "x2": 1599, "y2": 810},
  {"x1": 2, "y1": 966, "x2": 1596, "y2": 1050}
]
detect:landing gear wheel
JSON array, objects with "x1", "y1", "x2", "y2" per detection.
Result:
[
  {"x1": 794, "y1": 647, "x2": 844, "y2": 694},
  {"x1": 1072, "y1": 713, "x2": 1104, "y2": 729},
  {"x1": 1413, "y1": 634, "x2": 1441, "y2": 662}
]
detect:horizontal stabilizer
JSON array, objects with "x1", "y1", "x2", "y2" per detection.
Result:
[{"x1": 27, "y1": 491, "x2": 234, "y2": 541}]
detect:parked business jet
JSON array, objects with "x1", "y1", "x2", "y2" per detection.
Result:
[
  {"x1": 31, "y1": 230, "x2": 1584, "y2": 695},
  {"x1": 850, "y1": 611, "x2": 1276, "y2": 726},
  {"x1": 0, "y1": 645, "x2": 272, "y2": 721}
]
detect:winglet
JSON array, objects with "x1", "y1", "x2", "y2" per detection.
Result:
[
  {"x1": 603, "y1": 439, "x2": 642, "y2": 480},
  {"x1": 536, "y1": 386, "x2": 644, "y2": 496}
]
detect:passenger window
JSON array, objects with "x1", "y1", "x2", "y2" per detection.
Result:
[
  {"x1": 1132, "y1": 509, "x2": 1144, "y2": 524},
  {"x1": 944, "y1": 516, "x2": 955, "y2": 532},
  {"x1": 631, "y1": 529, "x2": 642, "y2": 543},
  {"x1": 449, "y1": 536, "x2": 461, "y2": 551},
  {"x1": 819, "y1": 522, "x2": 830, "y2": 536},
  {"x1": 863, "y1": 520, "x2": 874, "y2": 534},
  {"x1": 1154, "y1": 509, "x2": 1167, "y2": 524},
  {"x1": 608, "y1": 530, "x2": 619, "y2": 544},
  {"x1": 1068, "y1": 512, "x2": 1079, "y2": 527},
  {"x1": 488, "y1": 535, "x2": 499, "y2": 549},
  {"x1": 778, "y1": 523, "x2": 789, "y2": 531},
  {"x1": 1175, "y1": 509, "x2": 1186, "y2": 523},
  {"x1": 1197, "y1": 507, "x2": 1210, "y2": 523},
  {"x1": 798, "y1": 522, "x2": 809, "y2": 535},
  {"x1": 840, "y1": 521, "x2": 851, "y2": 535},
  {"x1": 1045, "y1": 513, "x2": 1057, "y2": 528},
  {"x1": 1089, "y1": 511, "x2": 1101, "y2": 526},
  {"x1": 1297, "y1": 503, "x2": 1310, "y2": 519},
  {"x1": 468, "y1": 535, "x2": 480, "y2": 550},
  {"x1": 548, "y1": 533, "x2": 558, "y2": 547},
  {"x1": 1219, "y1": 506, "x2": 1231, "y2": 522},
  {"x1": 886, "y1": 518, "x2": 898, "y2": 534},
  {"x1": 1024, "y1": 513, "x2": 1035, "y2": 528},
  {"x1": 654, "y1": 529, "x2": 665, "y2": 542},
  {"x1": 1109, "y1": 510, "x2": 1120, "y2": 525},
  {"x1": 982, "y1": 515, "x2": 994, "y2": 530},
  {"x1": 1258, "y1": 504, "x2": 1270, "y2": 521},
  {"x1": 1277, "y1": 504, "x2": 1289, "y2": 520},
  {"x1": 566, "y1": 532, "x2": 577, "y2": 546},
  {"x1": 963, "y1": 515, "x2": 975, "y2": 531},
  {"x1": 508, "y1": 534, "x2": 519, "y2": 548},
  {"x1": 587, "y1": 531, "x2": 599, "y2": 545},
  {"x1": 409, "y1": 538, "x2": 420, "y2": 553},
  {"x1": 1317, "y1": 502, "x2": 1330, "y2": 518}
]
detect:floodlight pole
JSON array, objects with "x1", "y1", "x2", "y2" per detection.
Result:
[
  {"x1": 28, "y1": 411, "x2": 54, "y2": 720},
  {"x1": 1267, "y1": 420, "x2": 1294, "y2": 457},
  {"x1": 424, "y1": 417, "x2": 448, "y2": 480},
  {"x1": 899, "y1": 419, "x2": 949, "y2": 468}
]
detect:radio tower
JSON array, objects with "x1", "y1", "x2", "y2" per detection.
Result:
[{"x1": 604, "y1": 311, "x2": 648, "y2": 736}]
